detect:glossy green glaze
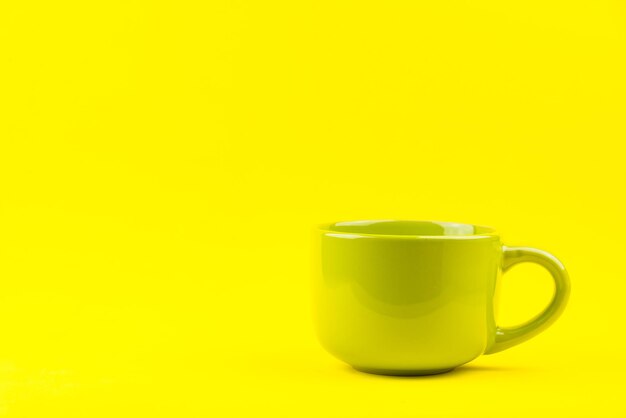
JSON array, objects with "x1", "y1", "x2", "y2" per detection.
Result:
[{"x1": 313, "y1": 220, "x2": 570, "y2": 375}]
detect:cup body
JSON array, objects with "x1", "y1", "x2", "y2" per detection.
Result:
[{"x1": 313, "y1": 220, "x2": 502, "y2": 375}]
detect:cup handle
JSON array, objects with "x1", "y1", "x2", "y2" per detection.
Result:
[{"x1": 485, "y1": 246, "x2": 571, "y2": 354}]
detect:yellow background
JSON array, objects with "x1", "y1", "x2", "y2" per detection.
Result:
[{"x1": 1, "y1": 0, "x2": 625, "y2": 416}]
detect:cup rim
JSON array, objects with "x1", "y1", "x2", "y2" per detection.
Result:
[{"x1": 318, "y1": 220, "x2": 499, "y2": 240}]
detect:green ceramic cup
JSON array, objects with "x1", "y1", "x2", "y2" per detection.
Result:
[{"x1": 313, "y1": 220, "x2": 570, "y2": 375}]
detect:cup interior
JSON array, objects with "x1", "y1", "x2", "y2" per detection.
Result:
[{"x1": 322, "y1": 220, "x2": 495, "y2": 237}]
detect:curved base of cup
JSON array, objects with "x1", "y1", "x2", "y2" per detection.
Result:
[{"x1": 353, "y1": 366, "x2": 456, "y2": 376}]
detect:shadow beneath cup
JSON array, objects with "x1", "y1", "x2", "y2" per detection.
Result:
[{"x1": 345, "y1": 364, "x2": 521, "y2": 379}]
